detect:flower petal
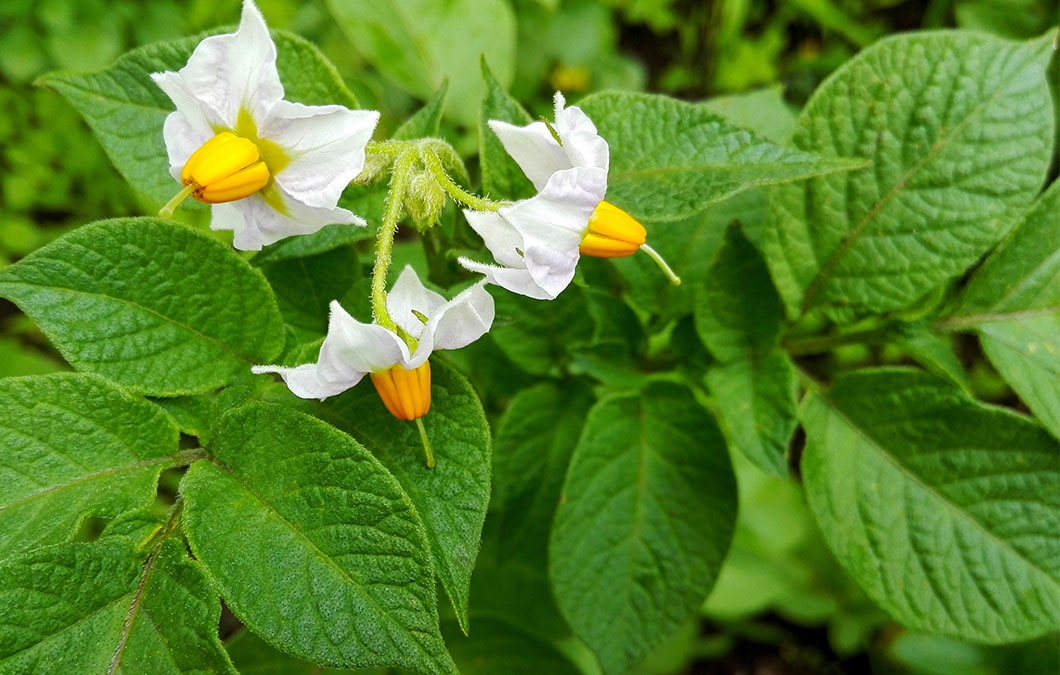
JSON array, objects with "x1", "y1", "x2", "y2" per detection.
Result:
[
  {"x1": 425, "y1": 281, "x2": 495, "y2": 351},
  {"x1": 319, "y1": 300, "x2": 411, "y2": 374},
  {"x1": 159, "y1": 0, "x2": 284, "y2": 129},
  {"x1": 250, "y1": 362, "x2": 360, "y2": 400},
  {"x1": 463, "y1": 209, "x2": 527, "y2": 268},
  {"x1": 488, "y1": 119, "x2": 570, "y2": 191},
  {"x1": 386, "y1": 266, "x2": 447, "y2": 340},
  {"x1": 457, "y1": 257, "x2": 556, "y2": 300},
  {"x1": 553, "y1": 92, "x2": 609, "y2": 175},
  {"x1": 212, "y1": 188, "x2": 365, "y2": 251},
  {"x1": 159, "y1": 110, "x2": 213, "y2": 181},
  {"x1": 265, "y1": 101, "x2": 380, "y2": 208},
  {"x1": 501, "y1": 166, "x2": 605, "y2": 252}
]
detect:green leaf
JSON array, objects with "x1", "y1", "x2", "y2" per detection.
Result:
[
  {"x1": 109, "y1": 537, "x2": 237, "y2": 675},
  {"x1": 394, "y1": 79, "x2": 449, "y2": 141},
  {"x1": 763, "y1": 31, "x2": 1056, "y2": 321},
  {"x1": 326, "y1": 0, "x2": 515, "y2": 126},
  {"x1": 442, "y1": 617, "x2": 580, "y2": 675},
  {"x1": 251, "y1": 220, "x2": 376, "y2": 267},
  {"x1": 0, "y1": 373, "x2": 178, "y2": 560},
  {"x1": 695, "y1": 223, "x2": 784, "y2": 362},
  {"x1": 895, "y1": 327, "x2": 973, "y2": 393},
  {"x1": 948, "y1": 181, "x2": 1060, "y2": 436},
  {"x1": 0, "y1": 218, "x2": 284, "y2": 395},
  {"x1": 800, "y1": 368, "x2": 1060, "y2": 643},
  {"x1": 225, "y1": 630, "x2": 362, "y2": 675},
  {"x1": 489, "y1": 287, "x2": 594, "y2": 376},
  {"x1": 550, "y1": 383, "x2": 737, "y2": 674},
  {"x1": 492, "y1": 381, "x2": 594, "y2": 565},
  {"x1": 0, "y1": 535, "x2": 234, "y2": 675},
  {"x1": 263, "y1": 246, "x2": 361, "y2": 345},
  {"x1": 705, "y1": 350, "x2": 797, "y2": 477},
  {"x1": 478, "y1": 58, "x2": 536, "y2": 201},
  {"x1": 702, "y1": 85, "x2": 797, "y2": 143},
  {"x1": 37, "y1": 29, "x2": 359, "y2": 205},
  {"x1": 313, "y1": 359, "x2": 491, "y2": 635},
  {"x1": 180, "y1": 404, "x2": 454, "y2": 674},
  {"x1": 577, "y1": 91, "x2": 865, "y2": 223}
]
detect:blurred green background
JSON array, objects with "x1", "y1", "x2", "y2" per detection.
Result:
[{"x1": 1, "y1": 0, "x2": 1057, "y2": 673}]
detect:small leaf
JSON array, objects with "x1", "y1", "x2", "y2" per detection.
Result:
[
  {"x1": 38, "y1": 30, "x2": 360, "y2": 205},
  {"x1": 705, "y1": 350, "x2": 797, "y2": 477},
  {"x1": 0, "y1": 374, "x2": 178, "y2": 560},
  {"x1": 478, "y1": 58, "x2": 536, "y2": 201},
  {"x1": 394, "y1": 79, "x2": 449, "y2": 140},
  {"x1": 326, "y1": 0, "x2": 515, "y2": 126},
  {"x1": 578, "y1": 91, "x2": 865, "y2": 223},
  {"x1": 180, "y1": 404, "x2": 454, "y2": 674},
  {"x1": 0, "y1": 218, "x2": 284, "y2": 395},
  {"x1": 801, "y1": 368, "x2": 1060, "y2": 643},
  {"x1": 763, "y1": 31, "x2": 1056, "y2": 320},
  {"x1": 313, "y1": 360, "x2": 491, "y2": 636},
  {"x1": 550, "y1": 383, "x2": 737, "y2": 674},
  {"x1": 492, "y1": 381, "x2": 594, "y2": 565}
]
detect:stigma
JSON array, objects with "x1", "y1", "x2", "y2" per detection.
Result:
[
  {"x1": 579, "y1": 201, "x2": 647, "y2": 258},
  {"x1": 370, "y1": 362, "x2": 432, "y2": 421},
  {"x1": 181, "y1": 132, "x2": 270, "y2": 204}
]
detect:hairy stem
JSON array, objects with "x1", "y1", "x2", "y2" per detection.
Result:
[
  {"x1": 421, "y1": 149, "x2": 505, "y2": 212},
  {"x1": 372, "y1": 152, "x2": 417, "y2": 333}
]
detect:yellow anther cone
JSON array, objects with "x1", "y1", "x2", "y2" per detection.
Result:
[
  {"x1": 179, "y1": 131, "x2": 270, "y2": 204},
  {"x1": 579, "y1": 200, "x2": 647, "y2": 258},
  {"x1": 370, "y1": 362, "x2": 432, "y2": 421}
]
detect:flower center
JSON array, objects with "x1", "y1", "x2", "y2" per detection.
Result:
[
  {"x1": 579, "y1": 200, "x2": 647, "y2": 258},
  {"x1": 181, "y1": 132, "x2": 270, "y2": 204},
  {"x1": 370, "y1": 362, "x2": 432, "y2": 422}
]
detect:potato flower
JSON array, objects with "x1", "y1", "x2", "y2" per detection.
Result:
[
  {"x1": 152, "y1": 0, "x2": 379, "y2": 250},
  {"x1": 253, "y1": 266, "x2": 494, "y2": 424},
  {"x1": 459, "y1": 92, "x2": 678, "y2": 299}
]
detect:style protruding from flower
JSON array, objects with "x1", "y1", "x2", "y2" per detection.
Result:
[
  {"x1": 252, "y1": 266, "x2": 495, "y2": 467},
  {"x1": 458, "y1": 92, "x2": 679, "y2": 300},
  {"x1": 152, "y1": 0, "x2": 379, "y2": 250}
]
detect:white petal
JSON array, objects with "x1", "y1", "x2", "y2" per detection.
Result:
[
  {"x1": 501, "y1": 166, "x2": 605, "y2": 252},
  {"x1": 160, "y1": 111, "x2": 212, "y2": 181},
  {"x1": 457, "y1": 257, "x2": 555, "y2": 300},
  {"x1": 426, "y1": 281, "x2": 495, "y2": 351},
  {"x1": 463, "y1": 209, "x2": 526, "y2": 268},
  {"x1": 488, "y1": 119, "x2": 570, "y2": 191},
  {"x1": 160, "y1": 0, "x2": 284, "y2": 128},
  {"x1": 212, "y1": 189, "x2": 365, "y2": 251},
  {"x1": 386, "y1": 266, "x2": 447, "y2": 340},
  {"x1": 265, "y1": 101, "x2": 380, "y2": 209},
  {"x1": 250, "y1": 362, "x2": 361, "y2": 400},
  {"x1": 554, "y1": 96, "x2": 609, "y2": 175},
  {"x1": 321, "y1": 301, "x2": 412, "y2": 374}
]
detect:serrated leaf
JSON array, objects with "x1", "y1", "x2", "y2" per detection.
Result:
[
  {"x1": 695, "y1": 223, "x2": 784, "y2": 362},
  {"x1": 180, "y1": 404, "x2": 455, "y2": 674},
  {"x1": 394, "y1": 80, "x2": 449, "y2": 141},
  {"x1": 0, "y1": 218, "x2": 284, "y2": 395},
  {"x1": 0, "y1": 373, "x2": 178, "y2": 560},
  {"x1": 948, "y1": 181, "x2": 1060, "y2": 436},
  {"x1": 478, "y1": 59, "x2": 536, "y2": 201},
  {"x1": 550, "y1": 383, "x2": 737, "y2": 674},
  {"x1": 313, "y1": 359, "x2": 491, "y2": 636},
  {"x1": 800, "y1": 368, "x2": 1060, "y2": 643},
  {"x1": 263, "y1": 246, "x2": 361, "y2": 345},
  {"x1": 705, "y1": 350, "x2": 797, "y2": 477},
  {"x1": 577, "y1": 91, "x2": 865, "y2": 223},
  {"x1": 763, "y1": 31, "x2": 1056, "y2": 321},
  {"x1": 326, "y1": 0, "x2": 515, "y2": 126},
  {"x1": 109, "y1": 537, "x2": 237, "y2": 675},
  {"x1": 492, "y1": 381, "x2": 594, "y2": 565},
  {"x1": 38, "y1": 30, "x2": 360, "y2": 205}
]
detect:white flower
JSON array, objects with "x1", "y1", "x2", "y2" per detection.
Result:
[
  {"x1": 253, "y1": 266, "x2": 494, "y2": 402},
  {"x1": 151, "y1": 0, "x2": 379, "y2": 250},
  {"x1": 458, "y1": 92, "x2": 656, "y2": 300}
]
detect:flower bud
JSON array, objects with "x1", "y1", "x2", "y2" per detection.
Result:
[
  {"x1": 404, "y1": 172, "x2": 447, "y2": 230},
  {"x1": 579, "y1": 200, "x2": 647, "y2": 258},
  {"x1": 370, "y1": 362, "x2": 432, "y2": 420},
  {"x1": 181, "y1": 132, "x2": 269, "y2": 204}
]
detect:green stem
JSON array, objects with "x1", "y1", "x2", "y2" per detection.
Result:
[
  {"x1": 421, "y1": 149, "x2": 505, "y2": 212},
  {"x1": 639, "y1": 244, "x2": 681, "y2": 286},
  {"x1": 416, "y1": 417, "x2": 435, "y2": 469},
  {"x1": 159, "y1": 183, "x2": 196, "y2": 219},
  {"x1": 365, "y1": 140, "x2": 410, "y2": 157},
  {"x1": 372, "y1": 152, "x2": 417, "y2": 333},
  {"x1": 782, "y1": 325, "x2": 896, "y2": 356}
]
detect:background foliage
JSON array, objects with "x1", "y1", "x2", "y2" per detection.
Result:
[{"x1": 1, "y1": 0, "x2": 1058, "y2": 674}]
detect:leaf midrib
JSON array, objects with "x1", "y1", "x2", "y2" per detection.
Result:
[{"x1": 816, "y1": 390, "x2": 1060, "y2": 596}]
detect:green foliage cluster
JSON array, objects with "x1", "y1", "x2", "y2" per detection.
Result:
[{"x1": 1, "y1": 1, "x2": 1058, "y2": 674}]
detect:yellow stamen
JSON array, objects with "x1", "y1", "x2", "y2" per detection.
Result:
[
  {"x1": 160, "y1": 132, "x2": 270, "y2": 217},
  {"x1": 579, "y1": 201, "x2": 646, "y2": 258},
  {"x1": 370, "y1": 362, "x2": 432, "y2": 421}
]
